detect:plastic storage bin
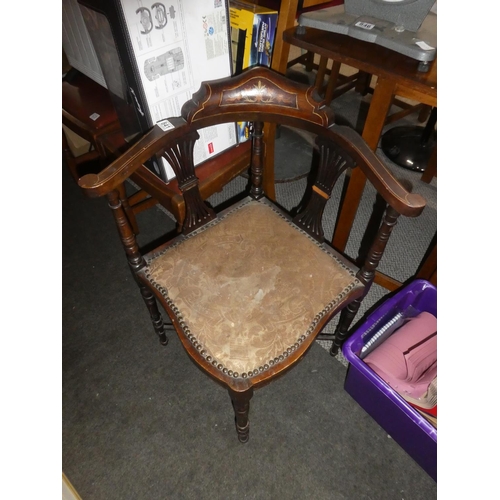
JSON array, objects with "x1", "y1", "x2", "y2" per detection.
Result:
[{"x1": 342, "y1": 279, "x2": 437, "y2": 481}]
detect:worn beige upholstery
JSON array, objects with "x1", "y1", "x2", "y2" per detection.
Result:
[{"x1": 146, "y1": 199, "x2": 360, "y2": 379}]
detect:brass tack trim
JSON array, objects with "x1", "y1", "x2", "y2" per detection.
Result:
[{"x1": 143, "y1": 200, "x2": 361, "y2": 380}]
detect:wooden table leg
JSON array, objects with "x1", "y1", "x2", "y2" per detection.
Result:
[
  {"x1": 324, "y1": 60, "x2": 341, "y2": 106},
  {"x1": 415, "y1": 233, "x2": 437, "y2": 285},
  {"x1": 421, "y1": 145, "x2": 437, "y2": 184},
  {"x1": 314, "y1": 55, "x2": 329, "y2": 94},
  {"x1": 272, "y1": 0, "x2": 299, "y2": 77},
  {"x1": 332, "y1": 77, "x2": 397, "y2": 251},
  {"x1": 262, "y1": 0, "x2": 300, "y2": 202}
]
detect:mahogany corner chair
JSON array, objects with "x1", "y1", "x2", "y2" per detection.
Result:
[{"x1": 78, "y1": 66, "x2": 425, "y2": 443}]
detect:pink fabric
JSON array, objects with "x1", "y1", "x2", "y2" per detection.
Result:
[{"x1": 364, "y1": 312, "x2": 437, "y2": 398}]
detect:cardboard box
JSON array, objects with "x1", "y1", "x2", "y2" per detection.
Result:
[
  {"x1": 229, "y1": 0, "x2": 278, "y2": 71},
  {"x1": 342, "y1": 279, "x2": 437, "y2": 481}
]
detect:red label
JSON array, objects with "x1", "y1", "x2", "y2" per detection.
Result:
[{"x1": 208, "y1": 142, "x2": 214, "y2": 154}]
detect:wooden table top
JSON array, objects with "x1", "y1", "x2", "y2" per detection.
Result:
[{"x1": 283, "y1": 26, "x2": 436, "y2": 101}]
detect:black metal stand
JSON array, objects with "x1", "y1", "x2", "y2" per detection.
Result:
[{"x1": 381, "y1": 108, "x2": 437, "y2": 172}]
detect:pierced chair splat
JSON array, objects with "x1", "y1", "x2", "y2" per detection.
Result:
[{"x1": 78, "y1": 66, "x2": 425, "y2": 443}]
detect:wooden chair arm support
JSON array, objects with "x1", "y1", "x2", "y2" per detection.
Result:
[
  {"x1": 331, "y1": 125, "x2": 426, "y2": 218},
  {"x1": 78, "y1": 117, "x2": 189, "y2": 197}
]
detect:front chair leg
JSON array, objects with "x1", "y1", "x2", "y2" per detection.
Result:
[
  {"x1": 330, "y1": 298, "x2": 362, "y2": 356},
  {"x1": 228, "y1": 388, "x2": 254, "y2": 443},
  {"x1": 106, "y1": 188, "x2": 168, "y2": 347},
  {"x1": 117, "y1": 182, "x2": 140, "y2": 235},
  {"x1": 139, "y1": 285, "x2": 168, "y2": 346},
  {"x1": 331, "y1": 206, "x2": 402, "y2": 355}
]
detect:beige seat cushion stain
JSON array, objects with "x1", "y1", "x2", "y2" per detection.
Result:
[{"x1": 146, "y1": 200, "x2": 358, "y2": 377}]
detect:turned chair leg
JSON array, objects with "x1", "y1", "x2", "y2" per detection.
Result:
[
  {"x1": 139, "y1": 285, "x2": 168, "y2": 346},
  {"x1": 228, "y1": 388, "x2": 254, "y2": 443},
  {"x1": 330, "y1": 298, "x2": 362, "y2": 356},
  {"x1": 117, "y1": 182, "x2": 140, "y2": 235},
  {"x1": 330, "y1": 205, "x2": 402, "y2": 355},
  {"x1": 106, "y1": 188, "x2": 168, "y2": 346}
]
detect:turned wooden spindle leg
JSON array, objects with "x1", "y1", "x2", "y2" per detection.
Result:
[
  {"x1": 331, "y1": 205, "x2": 401, "y2": 355},
  {"x1": 139, "y1": 285, "x2": 168, "y2": 346},
  {"x1": 330, "y1": 299, "x2": 362, "y2": 356},
  {"x1": 228, "y1": 388, "x2": 254, "y2": 443},
  {"x1": 107, "y1": 189, "x2": 168, "y2": 346}
]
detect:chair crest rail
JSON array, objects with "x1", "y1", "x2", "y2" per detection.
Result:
[
  {"x1": 78, "y1": 67, "x2": 425, "y2": 221},
  {"x1": 182, "y1": 66, "x2": 334, "y2": 130}
]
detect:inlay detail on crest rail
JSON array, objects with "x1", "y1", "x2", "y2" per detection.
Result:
[{"x1": 221, "y1": 78, "x2": 298, "y2": 109}]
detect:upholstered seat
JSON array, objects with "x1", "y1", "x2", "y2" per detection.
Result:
[
  {"x1": 144, "y1": 198, "x2": 361, "y2": 379},
  {"x1": 78, "y1": 66, "x2": 426, "y2": 442}
]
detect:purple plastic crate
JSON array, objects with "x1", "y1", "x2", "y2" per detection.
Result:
[{"x1": 342, "y1": 279, "x2": 437, "y2": 481}]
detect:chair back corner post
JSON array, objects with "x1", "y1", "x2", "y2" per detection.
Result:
[{"x1": 250, "y1": 121, "x2": 265, "y2": 200}]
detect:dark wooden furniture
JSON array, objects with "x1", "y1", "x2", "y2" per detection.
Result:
[
  {"x1": 62, "y1": 71, "x2": 143, "y2": 232},
  {"x1": 78, "y1": 67, "x2": 425, "y2": 442},
  {"x1": 283, "y1": 25, "x2": 437, "y2": 290},
  {"x1": 421, "y1": 144, "x2": 437, "y2": 184},
  {"x1": 62, "y1": 128, "x2": 101, "y2": 183},
  {"x1": 62, "y1": 71, "x2": 122, "y2": 179}
]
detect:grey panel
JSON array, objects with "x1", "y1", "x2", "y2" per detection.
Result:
[
  {"x1": 345, "y1": 0, "x2": 435, "y2": 32},
  {"x1": 62, "y1": 0, "x2": 107, "y2": 87},
  {"x1": 298, "y1": 7, "x2": 436, "y2": 63}
]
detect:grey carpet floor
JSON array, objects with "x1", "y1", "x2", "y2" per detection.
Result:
[{"x1": 62, "y1": 86, "x2": 437, "y2": 499}]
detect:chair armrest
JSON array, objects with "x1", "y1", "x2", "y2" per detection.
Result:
[
  {"x1": 78, "y1": 117, "x2": 188, "y2": 197},
  {"x1": 331, "y1": 125, "x2": 426, "y2": 217}
]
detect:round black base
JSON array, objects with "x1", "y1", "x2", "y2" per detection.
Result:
[{"x1": 381, "y1": 126, "x2": 437, "y2": 172}]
